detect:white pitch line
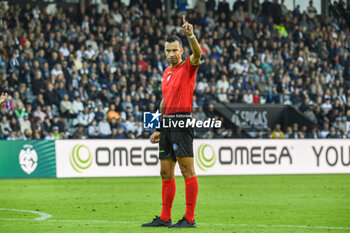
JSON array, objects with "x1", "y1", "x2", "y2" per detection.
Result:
[
  {"x1": 0, "y1": 217, "x2": 349, "y2": 230},
  {"x1": 203, "y1": 223, "x2": 350, "y2": 230},
  {"x1": 0, "y1": 208, "x2": 52, "y2": 220}
]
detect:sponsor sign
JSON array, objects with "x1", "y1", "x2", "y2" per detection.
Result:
[
  {"x1": 215, "y1": 103, "x2": 316, "y2": 133},
  {"x1": 194, "y1": 140, "x2": 350, "y2": 175},
  {"x1": 0, "y1": 141, "x2": 56, "y2": 178},
  {"x1": 56, "y1": 140, "x2": 161, "y2": 178},
  {"x1": 56, "y1": 140, "x2": 350, "y2": 178},
  {"x1": 231, "y1": 110, "x2": 268, "y2": 130}
]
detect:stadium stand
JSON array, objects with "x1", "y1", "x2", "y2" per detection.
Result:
[{"x1": 0, "y1": 0, "x2": 349, "y2": 139}]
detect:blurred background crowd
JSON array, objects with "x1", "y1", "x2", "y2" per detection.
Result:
[{"x1": 0, "y1": 0, "x2": 349, "y2": 140}]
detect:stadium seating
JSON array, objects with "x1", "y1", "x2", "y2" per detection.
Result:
[{"x1": 0, "y1": 0, "x2": 349, "y2": 139}]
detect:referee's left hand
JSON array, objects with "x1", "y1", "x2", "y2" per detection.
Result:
[
  {"x1": 150, "y1": 131, "x2": 160, "y2": 144},
  {"x1": 182, "y1": 15, "x2": 194, "y2": 37}
]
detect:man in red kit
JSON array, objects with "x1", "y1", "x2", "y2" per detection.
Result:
[{"x1": 142, "y1": 15, "x2": 202, "y2": 228}]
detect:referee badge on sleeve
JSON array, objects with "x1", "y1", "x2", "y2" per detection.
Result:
[{"x1": 167, "y1": 74, "x2": 172, "y2": 82}]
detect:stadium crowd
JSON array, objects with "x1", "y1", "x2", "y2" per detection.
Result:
[{"x1": 0, "y1": 0, "x2": 350, "y2": 140}]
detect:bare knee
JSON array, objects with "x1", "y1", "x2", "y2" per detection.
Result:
[
  {"x1": 160, "y1": 169, "x2": 174, "y2": 180},
  {"x1": 179, "y1": 164, "x2": 195, "y2": 179}
]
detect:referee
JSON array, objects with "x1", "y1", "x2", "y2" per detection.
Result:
[{"x1": 142, "y1": 16, "x2": 202, "y2": 228}]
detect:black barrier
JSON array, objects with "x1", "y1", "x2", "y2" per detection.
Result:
[{"x1": 215, "y1": 103, "x2": 316, "y2": 134}]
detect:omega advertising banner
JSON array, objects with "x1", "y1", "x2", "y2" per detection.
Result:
[
  {"x1": 56, "y1": 140, "x2": 162, "y2": 178},
  {"x1": 0, "y1": 141, "x2": 56, "y2": 178},
  {"x1": 55, "y1": 139, "x2": 350, "y2": 178}
]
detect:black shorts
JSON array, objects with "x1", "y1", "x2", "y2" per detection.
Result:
[{"x1": 159, "y1": 112, "x2": 194, "y2": 162}]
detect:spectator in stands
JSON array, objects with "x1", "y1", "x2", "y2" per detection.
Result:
[
  {"x1": 60, "y1": 94, "x2": 75, "y2": 118},
  {"x1": 203, "y1": 129, "x2": 214, "y2": 139},
  {"x1": 307, "y1": 1, "x2": 317, "y2": 19},
  {"x1": 272, "y1": 123, "x2": 285, "y2": 139},
  {"x1": 289, "y1": 123, "x2": 302, "y2": 139},
  {"x1": 232, "y1": 125, "x2": 246, "y2": 138},
  {"x1": 306, "y1": 126, "x2": 319, "y2": 139},
  {"x1": 11, "y1": 92, "x2": 23, "y2": 110},
  {"x1": 94, "y1": 104, "x2": 105, "y2": 123},
  {"x1": 252, "y1": 90, "x2": 260, "y2": 104},
  {"x1": 243, "y1": 89, "x2": 253, "y2": 104},
  {"x1": 107, "y1": 103, "x2": 120, "y2": 122},
  {"x1": 0, "y1": 116, "x2": 11, "y2": 139},
  {"x1": 194, "y1": 106, "x2": 206, "y2": 122},
  {"x1": 124, "y1": 115, "x2": 136, "y2": 134},
  {"x1": 0, "y1": 0, "x2": 348, "y2": 139},
  {"x1": 115, "y1": 127, "x2": 126, "y2": 139},
  {"x1": 32, "y1": 94, "x2": 46, "y2": 110},
  {"x1": 98, "y1": 116, "x2": 111, "y2": 138},
  {"x1": 234, "y1": 5, "x2": 245, "y2": 22},
  {"x1": 74, "y1": 107, "x2": 92, "y2": 127},
  {"x1": 255, "y1": 130, "x2": 266, "y2": 139},
  {"x1": 7, "y1": 131, "x2": 17, "y2": 140},
  {"x1": 304, "y1": 105, "x2": 317, "y2": 124},
  {"x1": 327, "y1": 127, "x2": 337, "y2": 138},
  {"x1": 88, "y1": 120, "x2": 100, "y2": 138},
  {"x1": 33, "y1": 106, "x2": 46, "y2": 123},
  {"x1": 177, "y1": 0, "x2": 188, "y2": 13},
  {"x1": 72, "y1": 126, "x2": 85, "y2": 139},
  {"x1": 19, "y1": 113, "x2": 31, "y2": 134},
  {"x1": 72, "y1": 96, "x2": 84, "y2": 114},
  {"x1": 51, "y1": 126, "x2": 62, "y2": 140}
]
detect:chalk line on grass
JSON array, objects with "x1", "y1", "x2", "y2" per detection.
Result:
[{"x1": 0, "y1": 208, "x2": 52, "y2": 220}]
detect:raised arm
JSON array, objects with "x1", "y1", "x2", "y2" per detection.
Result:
[{"x1": 182, "y1": 15, "x2": 202, "y2": 66}]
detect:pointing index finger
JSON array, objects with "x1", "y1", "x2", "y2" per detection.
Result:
[{"x1": 182, "y1": 15, "x2": 186, "y2": 24}]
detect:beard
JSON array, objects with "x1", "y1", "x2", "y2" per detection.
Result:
[{"x1": 169, "y1": 57, "x2": 179, "y2": 65}]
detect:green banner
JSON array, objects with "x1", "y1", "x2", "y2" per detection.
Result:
[{"x1": 0, "y1": 141, "x2": 56, "y2": 178}]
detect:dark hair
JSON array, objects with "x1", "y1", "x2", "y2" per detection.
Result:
[{"x1": 165, "y1": 35, "x2": 183, "y2": 48}]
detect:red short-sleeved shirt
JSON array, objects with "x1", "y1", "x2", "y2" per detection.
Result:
[{"x1": 162, "y1": 57, "x2": 199, "y2": 115}]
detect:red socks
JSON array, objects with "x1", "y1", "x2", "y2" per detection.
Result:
[
  {"x1": 184, "y1": 176, "x2": 198, "y2": 223},
  {"x1": 160, "y1": 179, "x2": 176, "y2": 221},
  {"x1": 160, "y1": 177, "x2": 198, "y2": 223}
]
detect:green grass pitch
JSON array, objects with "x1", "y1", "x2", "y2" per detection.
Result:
[{"x1": 0, "y1": 175, "x2": 349, "y2": 233}]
